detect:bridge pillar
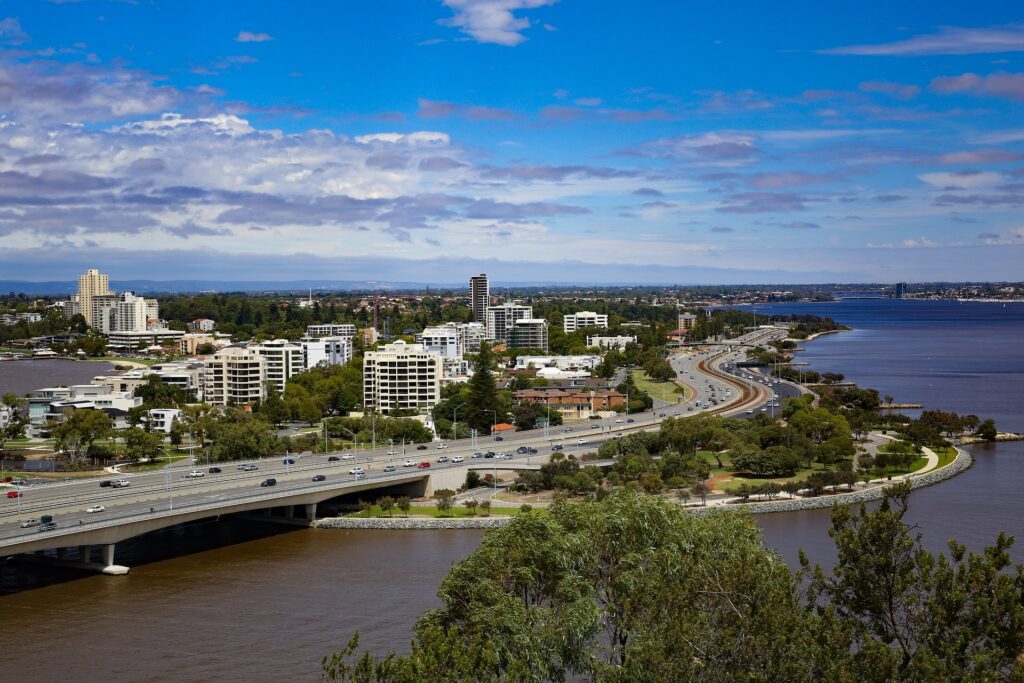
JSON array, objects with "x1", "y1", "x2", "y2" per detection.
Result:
[
  {"x1": 100, "y1": 543, "x2": 129, "y2": 576},
  {"x1": 57, "y1": 547, "x2": 68, "y2": 560},
  {"x1": 79, "y1": 545, "x2": 90, "y2": 563},
  {"x1": 283, "y1": 506, "x2": 294, "y2": 519},
  {"x1": 304, "y1": 503, "x2": 316, "y2": 521}
]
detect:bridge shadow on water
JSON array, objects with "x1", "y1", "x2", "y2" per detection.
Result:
[{"x1": 0, "y1": 515, "x2": 304, "y2": 596}]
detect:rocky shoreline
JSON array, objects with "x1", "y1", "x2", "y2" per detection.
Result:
[{"x1": 313, "y1": 516, "x2": 512, "y2": 530}]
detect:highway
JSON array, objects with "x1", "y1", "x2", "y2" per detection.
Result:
[{"x1": 0, "y1": 328, "x2": 800, "y2": 549}]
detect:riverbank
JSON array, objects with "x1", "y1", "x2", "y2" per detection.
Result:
[{"x1": 313, "y1": 516, "x2": 512, "y2": 530}]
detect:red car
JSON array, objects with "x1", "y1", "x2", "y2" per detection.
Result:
[
  {"x1": 7, "y1": 490, "x2": 23, "y2": 498},
  {"x1": 417, "y1": 462, "x2": 431, "y2": 469}
]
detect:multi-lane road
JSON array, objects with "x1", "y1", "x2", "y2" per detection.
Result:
[{"x1": 1, "y1": 329, "x2": 801, "y2": 546}]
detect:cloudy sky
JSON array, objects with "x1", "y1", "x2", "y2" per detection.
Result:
[{"x1": 1, "y1": 1, "x2": 1023, "y2": 284}]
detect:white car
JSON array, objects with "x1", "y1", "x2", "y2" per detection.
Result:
[
  {"x1": 85, "y1": 505, "x2": 105, "y2": 513},
  {"x1": 437, "y1": 455, "x2": 449, "y2": 463},
  {"x1": 341, "y1": 453, "x2": 355, "y2": 460},
  {"x1": 403, "y1": 459, "x2": 416, "y2": 467},
  {"x1": 577, "y1": 439, "x2": 588, "y2": 446},
  {"x1": 386, "y1": 450, "x2": 398, "y2": 456},
  {"x1": 238, "y1": 463, "x2": 258, "y2": 471},
  {"x1": 349, "y1": 467, "x2": 365, "y2": 475},
  {"x1": 382, "y1": 465, "x2": 397, "y2": 472},
  {"x1": 451, "y1": 455, "x2": 464, "y2": 463},
  {"x1": 110, "y1": 479, "x2": 130, "y2": 488},
  {"x1": 184, "y1": 470, "x2": 204, "y2": 478},
  {"x1": 436, "y1": 443, "x2": 448, "y2": 449},
  {"x1": 614, "y1": 418, "x2": 624, "y2": 424}
]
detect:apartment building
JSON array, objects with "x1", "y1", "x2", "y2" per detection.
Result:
[
  {"x1": 204, "y1": 347, "x2": 267, "y2": 405},
  {"x1": 563, "y1": 311, "x2": 608, "y2": 333},
  {"x1": 301, "y1": 336, "x2": 353, "y2": 368},
  {"x1": 513, "y1": 388, "x2": 625, "y2": 421},
  {"x1": 188, "y1": 318, "x2": 216, "y2": 333},
  {"x1": 362, "y1": 340, "x2": 442, "y2": 412},
  {"x1": 509, "y1": 318, "x2": 549, "y2": 351},
  {"x1": 78, "y1": 268, "x2": 112, "y2": 329},
  {"x1": 469, "y1": 273, "x2": 489, "y2": 324},
  {"x1": 586, "y1": 335, "x2": 638, "y2": 351},
  {"x1": 514, "y1": 355, "x2": 602, "y2": 371},
  {"x1": 306, "y1": 323, "x2": 356, "y2": 338},
  {"x1": 678, "y1": 312, "x2": 697, "y2": 331},
  {"x1": 106, "y1": 329, "x2": 185, "y2": 351},
  {"x1": 250, "y1": 339, "x2": 305, "y2": 392},
  {"x1": 485, "y1": 301, "x2": 532, "y2": 343},
  {"x1": 417, "y1": 325, "x2": 463, "y2": 358}
]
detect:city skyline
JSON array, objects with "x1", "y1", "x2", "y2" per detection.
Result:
[{"x1": 1, "y1": 2, "x2": 1023, "y2": 283}]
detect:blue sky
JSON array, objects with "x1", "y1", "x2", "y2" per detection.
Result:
[{"x1": 1, "y1": 1, "x2": 1023, "y2": 284}]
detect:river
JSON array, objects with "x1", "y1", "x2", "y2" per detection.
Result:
[
  {"x1": 1, "y1": 300, "x2": 1022, "y2": 682},
  {"x1": 0, "y1": 358, "x2": 118, "y2": 396}
]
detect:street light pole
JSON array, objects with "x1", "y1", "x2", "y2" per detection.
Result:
[{"x1": 452, "y1": 405, "x2": 460, "y2": 443}]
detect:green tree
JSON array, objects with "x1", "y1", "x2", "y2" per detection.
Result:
[
  {"x1": 122, "y1": 427, "x2": 162, "y2": 463},
  {"x1": 463, "y1": 498, "x2": 478, "y2": 515},
  {"x1": 51, "y1": 408, "x2": 113, "y2": 462},
  {"x1": 434, "y1": 488, "x2": 456, "y2": 516},
  {"x1": 396, "y1": 496, "x2": 411, "y2": 517},
  {"x1": 0, "y1": 393, "x2": 28, "y2": 452},
  {"x1": 479, "y1": 499, "x2": 491, "y2": 516},
  {"x1": 378, "y1": 496, "x2": 395, "y2": 517},
  {"x1": 977, "y1": 418, "x2": 998, "y2": 442},
  {"x1": 208, "y1": 418, "x2": 278, "y2": 462},
  {"x1": 464, "y1": 342, "x2": 502, "y2": 433}
]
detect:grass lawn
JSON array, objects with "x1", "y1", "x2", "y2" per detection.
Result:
[
  {"x1": 933, "y1": 446, "x2": 957, "y2": 469},
  {"x1": 349, "y1": 503, "x2": 522, "y2": 518},
  {"x1": 633, "y1": 370, "x2": 690, "y2": 404},
  {"x1": 715, "y1": 468, "x2": 823, "y2": 492},
  {"x1": 87, "y1": 356, "x2": 162, "y2": 366}
]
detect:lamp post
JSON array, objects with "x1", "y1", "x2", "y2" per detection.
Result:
[{"x1": 452, "y1": 405, "x2": 460, "y2": 444}]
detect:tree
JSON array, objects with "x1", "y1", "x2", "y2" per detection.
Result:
[
  {"x1": 803, "y1": 481, "x2": 1024, "y2": 681},
  {"x1": 977, "y1": 418, "x2": 998, "y2": 442},
  {"x1": 51, "y1": 408, "x2": 113, "y2": 462},
  {"x1": 378, "y1": 496, "x2": 395, "y2": 517},
  {"x1": 396, "y1": 496, "x2": 411, "y2": 517},
  {"x1": 463, "y1": 498, "x2": 478, "y2": 515},
  {"x1": 260, "y1": 383, "x2": 290, "y2": 426},
  {"x1": 691, "y1": 481, "x2": 709, "y2": 506},
  {"x1": 122, "y1": 427, "x2": 162, "y2": 463},
  {"x1": 208, "y1": 419, "x2": 278, "y2": 462},
  {"x1": 464, "y1": 342, "x2": 502, "y2": 433},
  {"x1": 0, "y1": 393, "x2": 28, "y2": 453},
  {"x1": 434, "y1": 488, "x2": 456, "y2": 516},
  {"x1": 479, "y1": 499, "x2": 491, "y2": 516}
]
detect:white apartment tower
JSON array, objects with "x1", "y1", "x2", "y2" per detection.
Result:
[
  {"x1": 469, "y1": 273, "x2": 489, "y2": 324},
  {"x1": 485, "y1": 301, "x2": 532, "y2": 343},
  {"x1": 78, "y1": 268, "x2": 112, "y2": 329},
  {"x1": 509, "y1": 318, "x2": 549, "y2": 351},
  {"x1": 204, "y1": 347, "x2": 267, "y2": 405},
  {"x1": 301, "y1": 336, "x2": 353, "y2": 369},
  {"x1": 363, "y1": 341, "x2": 442, "y2": 412},
  {"x1": 250, "y1": 339, "x2": 305, "y2": 393},
  {"x1": 418, "y1": 325, "x2": 463, "y2": 358},
  {"x1": 563, "y1": 311, "x2": 609, "y2": 333}
]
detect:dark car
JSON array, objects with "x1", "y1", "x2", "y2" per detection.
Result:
[
  {"x1": 626, "y1": 418, "x2": 635, "y2": 423},
  {"x1": 516, "y1": 446, "x2": 529, "y2": 454},
  {"x1": 312, "y1": 474, "x2": 326, "y2": 482},
  {"x1": 416, "y1": 444, "x2": 428, "y2": 450},
  {"x1": 99, "y1": 480, "x2": 112, "y2": 488},
  {"x1": 260, "y1": 478, "x2": 277, "y2": 487},
  {"x1": 208, "y1": 467, "x2": 222, "y2": 474},
  {"x1": 495, "y1": 436, "x2": 504, "y2": 441},
  {"x1": 483, "y1": 452, "x2": 495, "y2": 459},
  {"x1": 283, "y1": 458, "x2": 296, "y2": 465},
  {"x1": 328, "y1": 456, "x2": 340, "y2": 462}
]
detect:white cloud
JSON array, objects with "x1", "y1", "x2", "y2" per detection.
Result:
[
  {"x1": 918, "y1": 171, "x2": 1003, "y2": 189},
  {"x1": 354, "y1": 131, "x2": 450, "y2": 146},
  {"x1": 440, "y1": 0, "x2": 557, "y2": 46},
  {"x1": 113, "y1": 113, "x2": 256, "y2": 137},
  {"x1": 822, "y1": 24, "x2": 1024, "y2": 56},
  {"x1": 235, "y1": 31, "x2": 273, "y2": 43}
]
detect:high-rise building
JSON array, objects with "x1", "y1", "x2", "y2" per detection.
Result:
[
  {"x1": 563, "y1": 311, "x2": 609, "y2": 333},
  {"x1": 895, "y1": 282, "x2": 908, "y2": 299},
  {"x1": 114, "y1": 292, "x2": 149, "y2": 333},
  {"x1": 204, "y1": 347, "x2": 267, "y2": 406},
  {"x1": 362, "y1": 341, "x2": 442, "y2": 412},
  {"x1": 418, "y1": 325, "x2": 464, "y2": 358},
  {"x1": 249, "y1": 339, "x2": 305, "y2": 393},
  {"x1": 78, "y1": 268, "x2": 112, "y2": 329},
  {"x1": 300, "y1": 336, "x2": 353, "y2": 369},
  {"x1": 509, "y1": 318, "x2": 549, "y2": 351},
  {"x1": 486, "y1": 301, "x2": 532, "y2": 343},
  {"x1": 469, "y1": 273, "x2": 489, "y2": 324},
  {"x1": 678, "y1": 312, "x2": 697, "y2": 331}
]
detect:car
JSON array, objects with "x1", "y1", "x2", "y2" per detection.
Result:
[
  {"x1": 19, "y1": 518, "x2": 40, "y2": 528},
  {"x1": 552, "y1": 444, "x2": 564, "y2": 451},
  {"x1": 494, "y1": 436, "x2": 504, "y2": 441},
  {"x1": 503, "y1": 453, "x2": 514, "y2": 459},
  {"x1": 451, "y1": 455, "x2": 464, "y2": 463},
  {"x1": 283, "y1": 458, "x2": 296, "y2": 465},
  {"x1": 437, "y1": 455, "x2": 449, "y2": 463},
  {"x1": 238, "y1": 463, "x2": 258, "y2": 471},
  {"x1": 577, "y1": 439, "x2": 588, "y2": 446},
  {"x1": 746, "y1": 409, "x2": 754, "y2": 414},
  {"x1": 99, "y1": 480, "x2": 113, "y2": 488},
  {"x1": 516, "y1": 446, "x2": 530, "y2": 454},
  {"x1": 614, "y1": 433, "x2": 623, "y2": 440},
  {"x1": 341, "y1": 454, "x2": 355, "y2": 460},
  {"x1": 183, "y1": 470, "x2": 204, "y2": 479},
  {"x1": 349, "y1": 467, "x2": 365, "y2": 475},
  {"x1": 10, "y1": 477, "x2": 25, "y2": 485},
  {"x1": 414, "y1": 461, "x2": 430, "y2": 469},
  {"x1": 386, "y1": 450, "x2": 398, "y2": 456},
  {"x1": 614, "y1": 418, "x2": 624, "y2": 424},
  {"x1": 626, "y1": 419, "x2": 635, "y2": 423},
  {"x1": 483, "y1": 452, "x2": 495, "y2": 458},
  {"x1": 591, "y1": 424, "x2": 600, "y2": 429},
  {"x1": 110, "y1": 479, "x2": 130, "y2": 488},
  {"x1": 312, "y1": 474, "x2": 326, "y2": 482},
  {"x1": 436, "y1": 443, "x2": 448, "y2": 449},
  {"x1": 760, "y1": 408, "x2": 768, "y2": 413},
  {"x1": 382, "y1": 465, "x2": 397, "y2": 472},
  {"x1": 260, "y1": 478, "x2": 277, "y2": 487},
  {"x1": 403, "y1": 459, "x2": 416, "y2": 467},
  {"x1": 38, "y1": 522, "x2": 58, "y2": 532},
  {"x1": 472, "y1": 452, "x2": 483, "y2": 458},
  {"x1": 658, "y1": 413, "x2": 666, "y2": 417},
  {"x1": 327, "y1": 456, "x2": 340, "y2": 462},
  {"x1": 7, "y1": 490, "x2": 22, "y2": 498},
  {"x1": 85, "y1": 505, "x2": 105, "y2": 513},
  {"x1": 208, "y1": 467, "x2": 222, "y2": 474},
  {"x1": 687, "y1": 407, "x2": 694, "y2": 411},
  {"x1": 416, "y1": 445, "x2": 428, "y2": 451}
]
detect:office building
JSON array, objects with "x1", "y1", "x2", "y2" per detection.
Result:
[
  {"x1": 204, "y1": 347, "x2": 267, "y2": 406},
  {"x1": 106, "y1": 328, "x2": 185, "y2": 351},
  {"x1": 563, "y1": 311, "x2": 608, "y2": 333},
  {"x1": 469, "y1": 273, "x2": 489, "y2": 324},
  {"x1": 895, "y1": 282, "x2": 908, "y2": 299},
  {"x1": 250, "y1": 339, "x2": 305, "y2": 392},
  {"x1": 362, "y1": 340, "x2": 442, "y2": 412},
  {"x1": 486, "y1": 301, "x2": 532, "y2": 343},
  {"x1": 301, "y1": 336, "x2": 353, "y2": 369},
  {"x1": 509, "y1": 318, "x2": 549, "y2": 351},
  {"x1": 306, "y1": 323, "x2": 356, "y2": 338}
]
